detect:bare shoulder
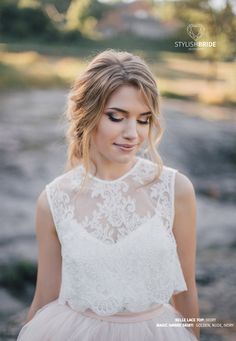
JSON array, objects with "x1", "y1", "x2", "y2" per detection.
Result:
[
  {"x1": 174, "y1": 171, "x2": 196, "y2": 205},
  {"x1": 172, "y1": 171, "x2": 197, "y2": 236},
  {"x1": 36, "y1": 189, "x2": 56, "y2": 234},
  {"x1": 37, "y1": 189, "x2": 50, "y2": 211},
  {"x1": 175, "y1": 172, "x2": 196, "y2": 214}
]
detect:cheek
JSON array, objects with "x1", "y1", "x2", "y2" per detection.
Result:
[
  {"x1": 94, "y1": 117, "x2": 120, "y2": 143},
  {"x1": 139, "y1": 126, "x2": 149, "y2": 142}
]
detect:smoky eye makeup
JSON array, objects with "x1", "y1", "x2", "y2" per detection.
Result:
[
  {"x1": 105, "y1": 112, "x2": 151, "y2": 125},
  {"x1": 105, "y1": 112, "x2": 122, "y2": 121}
]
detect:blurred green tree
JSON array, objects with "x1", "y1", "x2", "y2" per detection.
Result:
[
  {"x1": 173, "y1": 0, "x2": 236, "y2": 62},
  {"x1": 18, "y1": 0, "x2": 41, "y2": 8},
  {"x1": 0, "y1": 0, "x2": 58, "y2": 40},
  {"x1": 38, "y1": 0, "x2": 72, "y2": 14},
  {"x1": 65, "y1": 0, "x2": 110, "y2": 38}
]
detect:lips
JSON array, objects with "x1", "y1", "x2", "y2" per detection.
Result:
[
  {"x1": 114, "y1": 143, "x2": 136, "y2": 148},
  {"x1": 113, "y1": 143, "x2": 137, "y2": 152}
]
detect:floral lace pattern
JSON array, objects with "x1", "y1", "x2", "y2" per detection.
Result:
[{"x1": 45, "y1": 156, "x2": 187, "y2": 316}]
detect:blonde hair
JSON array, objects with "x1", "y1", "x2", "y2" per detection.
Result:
[{"x1": 64, "y1": 49, "x2": 164, "y2": 191}]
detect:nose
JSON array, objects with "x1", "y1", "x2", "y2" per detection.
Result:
[{"x1": 123, "y1": 118, "x2": 139, "y2": 140}]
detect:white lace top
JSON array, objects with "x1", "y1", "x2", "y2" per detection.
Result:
[{"x1": 45, "y1": 156, "x2": 187, "y2": 316}]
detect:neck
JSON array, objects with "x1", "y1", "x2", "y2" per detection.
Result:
[{"x1": 88, "y1": 156, "x2": 137, "y2": 181}]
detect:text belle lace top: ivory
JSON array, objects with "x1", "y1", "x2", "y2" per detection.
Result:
[{"x1": 45, "y1": 156, "x2": 187, "y2": 316}]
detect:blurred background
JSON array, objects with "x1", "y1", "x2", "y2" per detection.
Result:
[{"x1": 0, "y1": 0, "x2": 235, "y2": 340}]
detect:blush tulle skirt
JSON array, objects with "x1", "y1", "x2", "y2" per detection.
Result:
[{"x1": 16, "y1": 299, "x2": 198, "y2": 341}]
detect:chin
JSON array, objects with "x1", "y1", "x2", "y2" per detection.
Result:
[{"x1": 116, "y1": 155, "x2": 136, "y2": 163}]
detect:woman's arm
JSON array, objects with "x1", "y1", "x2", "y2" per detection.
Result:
[
  {"x1": 25, "y1": 189, "x2": 62, "y2": 323},
  {"x1": 171, "y1": 172, "x2": 200, "y2": 340}
]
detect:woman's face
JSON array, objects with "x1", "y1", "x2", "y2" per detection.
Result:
[{"x1": 90, "y1": 85, "x2": 151, "y2": 165}]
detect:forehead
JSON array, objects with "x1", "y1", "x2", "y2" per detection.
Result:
[{"x1": 105, "y1": 85, "x2": 150, "y2": 111}]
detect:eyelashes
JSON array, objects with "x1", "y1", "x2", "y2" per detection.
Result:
[{"x1": 106, "y1": 113, "x2": 150, "y2": 125}]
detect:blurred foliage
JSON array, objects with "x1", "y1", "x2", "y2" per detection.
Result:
[
  {"x1": 0, "y1": 0, "x2": 235, "y2": 106},
  {"x1": 18, "y1": 0, "x2": 41, "y2": 8},
  {"x1": 0, "y1": 0, "x2": 111, "y2": 41},
  {"x1": 0, "y1": 0, "x2": 59, "y2": 41},
  {"x1": 0, "y1": 0, "x2": 235, "y2": 60},
  {"x1": 65, "y1": 0, "x2": 110, "y2": 38},
  {"x1": 39, "y1": 0, "x2": 71, "y2": 13},
  {"x1": 171, "y1": 0, "x2": 236, "y2": 61},
  {"x1": 0, "y1": 260, "x2": 36, "y2": 301},
  {"x1": 66, "y1": 0, "x2": 96, "y2": 38}
]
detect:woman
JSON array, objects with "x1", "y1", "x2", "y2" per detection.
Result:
[{"x1": 17, "y1": 49, "x2": 200, "y2": 340}]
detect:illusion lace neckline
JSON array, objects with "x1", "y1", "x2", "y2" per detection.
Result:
[{"x1": 83, "y1": 156, "x2": 141, "y2": 184}]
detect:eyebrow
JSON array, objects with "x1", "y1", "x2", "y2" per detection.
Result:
[{"x1": 106, "y1": 107, "x2": 152, "y2": 116}]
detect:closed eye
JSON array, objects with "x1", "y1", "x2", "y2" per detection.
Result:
[
  {"x1": 136, "y1": 118, "x2": 150, "y2": 124},
  {"x1": 106, "y1": 113, "x2": 151, "y2": 125}
]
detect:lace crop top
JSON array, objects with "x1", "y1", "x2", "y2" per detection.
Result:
[{"x1": 45, "y1": 156, "x2": 187, "y2": 316}]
